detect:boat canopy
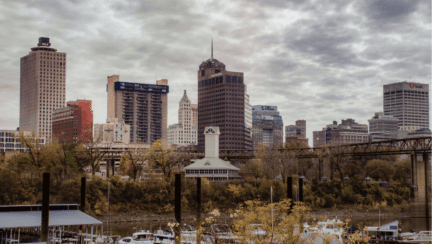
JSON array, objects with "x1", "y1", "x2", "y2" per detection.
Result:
[
  {"x1": 378, "y1": 221, "x2": 398, "y2": 231},
  {"x1": 0, "y1": 205, "x2": 102, "y2": 228}
]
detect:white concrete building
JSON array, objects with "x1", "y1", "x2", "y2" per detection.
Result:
[
  {"x1": 94, "y1": 118, "x2": 131, "y2": 144},
  {"x1": 245, "y1": 85, "x2": 253, "y2": 146},
  {"x1": 184, "y1": 126, "x2": 240, "y2": 181},
  {"x1": 383, "y1": 81, "x2": 429, "y2": 130},
  {"x1": 0, "y1": 129, "x2": 45, "y2": 152},
  {"x1": 168, "y1": 90, "x2": 197, "y2": 146}
]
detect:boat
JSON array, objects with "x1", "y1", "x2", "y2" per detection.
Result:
[
  {"x1": 302, "y1": 218, "x2": 345, "y2": 244},
  {"x1": 201, "y1": 224, "x2": 238, "y2": 243},
  {"x1": 131, "y1": 230, "x2": 155, "y2": 244},
  {"x1": 153, "y1": 229, "x2": 174, "y2": 244},
  {"x1": 118, "y1": 236, "x2": 134, "y2": 244},
  {"x1": 407, "y1": 231, "x2": 432, "y2": 242},
  {"x1": 179, "y1": 225, "x2": 197, "y2": 236},
  {"x1": 364, "y1": 220, "x2": 399, "y2": 241}
]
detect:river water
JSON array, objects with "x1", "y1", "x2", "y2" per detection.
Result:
[{"x1": 100, "y1": 216, "x2": 430, "y2": 238}]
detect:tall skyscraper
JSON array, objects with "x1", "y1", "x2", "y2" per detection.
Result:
[
  {"x1": 251, "y1": 105, "x2": 283, "y2": 148},
  {"x1": 20, "y1": 37, "x2": 66, "y2": 141},
  {"x1": 383, "y1": 81, "x2": 429, "y2": 131},
  {"x1": 52, "y1": 99, "x2": 93, "y2": 143},
  {"x1": 168, "y1": 90, "x2": 198, "y2": 146},
  {"x1": 106, "y1": 75, "x2": 169, "y2": 144},
  {"x1": 197, "y1": 41, "x2": 252, "y2": 150}
]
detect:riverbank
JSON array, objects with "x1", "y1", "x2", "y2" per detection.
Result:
[{"x1": 95, "y1": 207, "x2": 408, "y2": 223}]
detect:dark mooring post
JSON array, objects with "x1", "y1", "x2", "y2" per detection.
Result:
[
  {"x1": 81, "y1": 177, "x2": 86, "y2": 212},
  {"x1": 423, "y1": 153, "x2": 430, "y2": 231},
  {"x1": 299, "y1": 178, "x2": 304, "y2": 203},
  {"x1": 41, "y1": 173, "x2": 50, "y2": 242},
  {"x1": 175, "y1": 174, "x2": 181, "y2": 244},
  {"x1": 287, "y1": 177, "x2": 293, "y2": 213},
  {"x1": 196, "y1": 177, "x2": 201, "y2": 244},
  {"x1": 318, "y1": 159, "x2": 323, "y2": 180},
  {"x1": 79, "y1": 177, "x2": 86, "y2": 244}
]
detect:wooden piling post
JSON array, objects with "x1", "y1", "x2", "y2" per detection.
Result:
[
  {"x1": 41, "y1": 173, "x2": 50, "y2": 242},
  {"x1": 175, "y1": 174, "x2": 181, "y2": 244},
  {"x1": 197, "y1": 177, "x2": 201, "y2": 244}
]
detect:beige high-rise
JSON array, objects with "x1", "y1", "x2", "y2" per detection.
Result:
[
  {"x1": 107, "y1": 75, "x2": 119, "y2": 119},
  {"x1": 167, "y1": 90, "x2": 198, "y2": 146},
  {"x1": 20, "y1": 37, "x2": 66, "y2": 141},
  {"x1": 191, "y1": 104, "x2": 198, "y2": 128},
  {"x1": 106, "y1": 75, "x2": 169, "y2": 144}
]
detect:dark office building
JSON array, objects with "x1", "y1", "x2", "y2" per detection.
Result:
[{"x1": 197, "y1": 46, "x2": 252, "y2": 150}]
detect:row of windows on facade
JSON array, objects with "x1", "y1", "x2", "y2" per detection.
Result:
[
  {"x1": 201, "y1": 87, "x2": 244, "y2": 95},
  {"x1": 384, "y1": 90, "x2": 428, "y2": 93},
  {"x1": 384, "y1": 94, "x2": 428, "y2": 97},
  {"x1": 200, "y1": 84, "x2": 243, "y2": 92},
  {"x1": 199, "y1": 76, "x2": 244, "y2": 88},
  {"x1": 200, "y1": 103, "x2": 245, "y2": 109},
  {"x1": 0, "y1": 143, "x2": 28, "y2": 149},
  {"x1": 200, "y1": 91, "x2": 244, "y2": 97},
  {"x1": 186, "y1": 169, "x2": 236, "y2": 174}
]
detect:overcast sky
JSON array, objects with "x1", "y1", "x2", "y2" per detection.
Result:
[{"x1": 0, "y1": 0, "x2": 430, "y2": 146}]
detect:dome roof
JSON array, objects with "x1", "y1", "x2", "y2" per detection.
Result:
[{"x1": 203, "y1": 58, "x2": 225, "y2": 65}]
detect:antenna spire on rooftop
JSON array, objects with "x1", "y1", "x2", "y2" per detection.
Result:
[{"x1": 211, "y1": 37, "x2": 213, "y2": 61}]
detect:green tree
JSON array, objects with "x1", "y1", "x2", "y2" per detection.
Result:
[
  {"x1": 365, "y1": 159, "x2": 394, "y2": 181},
  {"x1": 15, "y1": 130, "x2": 47, "y2": 179},
  {"x1": 393, "y1": 158, "x2": 411, "y2": 185},
  {"x1": 239, "y1": 159, "x2": 264, "y2": 180},
  {"x1": 342, "y1": 162, "x2": 363, "y2": 179}
]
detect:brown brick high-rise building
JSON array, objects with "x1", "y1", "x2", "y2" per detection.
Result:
[
  {"x1": 20, "y1": 37, "x2": 66, "y2": 141},
  {"x1": 197, "y1": 42, "x2": 252, "y2": 150},
  {"x1": 52, "y1": 100, "x2": 93, "y2": 143}
]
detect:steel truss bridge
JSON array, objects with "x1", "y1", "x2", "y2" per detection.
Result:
[
  {"x1": 98, "y1": 137, "x2": 431, "y2": 160},
  {"x1": 181, "y1": 137, "x2": 431, "y2": 160}
]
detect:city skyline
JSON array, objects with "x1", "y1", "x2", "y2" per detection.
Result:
[{"x1": 1, "y1": 0, "x2": 430, "y2": 146}]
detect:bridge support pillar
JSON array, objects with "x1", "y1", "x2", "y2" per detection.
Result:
[
  {"x1": 321, "y1": 158, "x2": 331, "y2": 181},
  {"x1": 112, "y1": 159, "x2": 116, "y2": 176},
  {"x1": 106, "y1": 160, "x2": 110, "y2": 178},
  {"x1": 410, "y1": 152, "x2": 431, "y2": 230}
]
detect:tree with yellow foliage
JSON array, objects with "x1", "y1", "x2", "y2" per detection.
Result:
[
  {"x1": 74, "y1": 138, "x2": 107, "y2": 176},
  {"x1": 119, "y1": 149, "x2": 145, "y2": 181},
  {"x1": 256, "y1": 142, "x2": 280, "y2": 179},
  {"x1": 145, "y1": 139, "x2": 187, "y2": 179},
  {"x1": 231, "y1": 199, "x2": 310, "y2": 244}
]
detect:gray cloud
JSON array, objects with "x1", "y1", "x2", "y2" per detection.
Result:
[{"x1": 0, "y1": 0, "x2": 430, "y2": 146}]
